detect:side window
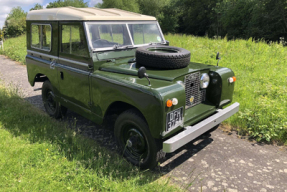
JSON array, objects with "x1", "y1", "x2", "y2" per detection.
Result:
[
  {"x1": 31, "y1": 25, "x2": 40, "y2": 48},
  {"x1": 61, "y1": 25, "x2": 88, "y2": 57},
  {"x1": 42, "y1": 25, "x2": 51, "y2": 51},
  {"x1": 31, "y1": 24, "x2": 52, "y2": 51}
]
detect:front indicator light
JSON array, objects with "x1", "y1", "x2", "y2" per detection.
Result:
[
  {"x1": 166, "y1": 100, "x2": 173, "y2": 107},
  {"x1": 228, "y1": 76, "x2": 236, "y2": 83}
]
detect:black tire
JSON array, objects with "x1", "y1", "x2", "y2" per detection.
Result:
[
  {"x1": 136, "y1": 45, "x2": 191, "y2": 69},
  {"x1": 42, "y1": 80, "x2": 67, "y2": 119},
  {"x1": 114, "y1": 109, "x2": 163, "y2": 169}
]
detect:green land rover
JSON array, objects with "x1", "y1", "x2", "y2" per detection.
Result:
[{"x1": 26, "y1": 7, "x2": 239, "y2": 169}]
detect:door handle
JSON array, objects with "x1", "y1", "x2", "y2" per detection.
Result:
[{"x1": 60, "y1": 71, "x2": 64, "y2": 80}]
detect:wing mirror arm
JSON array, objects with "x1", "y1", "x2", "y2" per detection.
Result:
[
  {"x1": 138, "y1": 66, "x2": 151, "y2": 86},
  {"x1": 216, "y1": 52, "x2": 221, "y2": 66}
]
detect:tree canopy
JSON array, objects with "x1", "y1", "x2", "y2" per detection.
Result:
[
  {"x1": 47, "y1": 0, "x2": 88, "y2": 8},
  {"x1": 4, "y1": 7, "x2": 27, "y2": 37},
  {"x1": 99, "y1": 0, "x2": 287, "y2": 41},
  {"x1": 30, "y1": 3, "x2": 43, "y2": 11},
  {"x1": 100, "y1": 0, "x2": 139, "y2": 13},
  {"x1": 3, "y1": 0, "x2": 287, "y2": 42}
]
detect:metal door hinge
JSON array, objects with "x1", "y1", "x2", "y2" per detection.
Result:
[{"x1": 50, "y1": 59, "x2": 56, "y2": 69}]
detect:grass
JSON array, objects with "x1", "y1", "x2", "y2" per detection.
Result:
[
  {"x1": 0, "y1": 35, "x2": 26, "y2": 64},
  {"x1": 0, "y1": 84, "x2": 177, "y2": 191},
  {"x1": 165, "y1": 34, "x2": 287, "y2": 144},
  {"x1": 1, "y1": 34, "x2": 287, "y2": 145}
]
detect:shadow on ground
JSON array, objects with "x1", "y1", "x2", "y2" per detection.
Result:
[{"x1": 24, "y1": 94, "x2": 215, "y2": 176}]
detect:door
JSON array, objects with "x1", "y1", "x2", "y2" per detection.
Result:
[{"x1": 57, "y1": 22, "x2": 92, "y2": 110}]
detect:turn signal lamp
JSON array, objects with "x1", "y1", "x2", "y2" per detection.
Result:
[
  {"x1": 228, "y1": 76, "x2": 236, "y2": 83},
  {"x1": 166, "y1": 100, "x2": 173, "y2": 107}
]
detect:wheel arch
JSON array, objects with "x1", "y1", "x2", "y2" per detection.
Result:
[
  {"x1": 29, "y1": 73, "x2": 49, "y2": 86},
  {"x1": 103, "y1": 101, "x2": 148, "y2": 127}
]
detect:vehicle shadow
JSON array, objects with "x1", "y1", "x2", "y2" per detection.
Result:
[
  {"x1": 25, "y1": 94, "x2": 119, "y2": 151},
  {"x1": 23, "y1": 94, "x2": 214, "y2": 176},
  {"x1": 159, "y1": 134, "x2": 213, "y2": 171}
]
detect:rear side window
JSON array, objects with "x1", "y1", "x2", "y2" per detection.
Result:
[
  {"x1": 31, "y1": 24, "x2": 52, "y2": 51},
  {"x1": 61, "y1": 25, "x2": 88, "y2": 57}
]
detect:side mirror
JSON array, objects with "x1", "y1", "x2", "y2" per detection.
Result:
[
  {"x1": 138, "y1": 66, "x2": 150, "y2": 86},
  {"x1": 216, "y1": 52, "x2": 220, "y2": 60},
  {"x1": 138, "y1": 66, "x2": 146, "y2": 78},
  {"x1": 216, "y1": 52, "x2": 221, "y2": 66},
  {"x1": 165, "y1": 40, "x2": 170, "y2": 46}
]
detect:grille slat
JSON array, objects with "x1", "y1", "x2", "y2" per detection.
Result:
[{"x1": 184, "y1": 72, "x2": 206, "y2": 109}]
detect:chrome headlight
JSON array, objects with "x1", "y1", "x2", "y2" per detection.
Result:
[{"x1": 200, "y1": 73, "x2": 210, "y2": 88}]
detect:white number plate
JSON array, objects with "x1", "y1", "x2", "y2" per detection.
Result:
[{"x1": 166, "y1": 107, "x2": 183, "y2": 132}]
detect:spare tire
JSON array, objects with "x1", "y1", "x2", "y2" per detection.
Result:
[{"x1": 136, "y1": 46, "x2": 191, "y2": 69}]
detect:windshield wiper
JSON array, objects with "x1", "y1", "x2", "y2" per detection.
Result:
[
  {"x1": 149, "y1": 42, "x2": 166, "y2": 46},
  {"x1": 113, "y1": 45, "x2": 134, "y2": 50}
]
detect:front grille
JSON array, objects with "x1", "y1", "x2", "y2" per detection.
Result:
[{"x1": 184, "y1": 72, "x2": 206, "y2": 109}]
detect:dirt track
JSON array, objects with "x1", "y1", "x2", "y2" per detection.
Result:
[{"x1": 1, "y1": 55, "x2": 287, "y2": 192}]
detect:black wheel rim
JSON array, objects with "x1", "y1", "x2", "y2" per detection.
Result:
[
  {"x1": 121, "y1": 124, "x2": 148, "y2": 163},
  {"x1": 45, "y1": 90, "x2": 57, "y2": 114}
]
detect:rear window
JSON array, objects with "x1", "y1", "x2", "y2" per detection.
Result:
[{"x1": 31, "y1": 24, "x2": 51, "y2": 51}]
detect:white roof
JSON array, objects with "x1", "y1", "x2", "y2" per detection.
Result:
[{"x1": 26, "y1": 7, "x2": 157, "y2": 21}]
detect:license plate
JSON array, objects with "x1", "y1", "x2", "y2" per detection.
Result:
[{"x1": 166, "y1": 107, "x2": 183, "y2": 132}]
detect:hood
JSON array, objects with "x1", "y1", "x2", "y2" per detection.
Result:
[{"x1": 99, "y1": 57, "x2": 211, "y2": 81}]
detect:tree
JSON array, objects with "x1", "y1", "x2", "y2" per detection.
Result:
[
  {"x1": 156, "y1": 0, "x2": 182, "y2": 33},
  {"x1": 137, "y1": 0, "x2": 167, "y2": 18},
  {"x1": 218, "y1": 0, "x2": 256, "y2": 39},
  {"x1": 249, "y1": 0, "x2": 287, "y2": 41},
  {"x1": 177, "y1": 0, "x2": 219, "y2": 36},
  {"x1": 30, "y1": 3, "x2": 43, "y2": 11},
  {"x1": 100, "y1": 0, "x2": 140, "y2": 13},
  {"x1": 0, "y1": 28, "x2": 3, "y2": 41},
  {"x1": 138, "y1": 0, "x2": 177, "y2": 33},
  {"x1": 94, "y1": 3, "x2": 102, "y2": 8},
  {"x1": 47, "y1": 0, "x2": 88, "y2": 8},
  {"x1": 100, "y1": 0, "x2": 180, "y2": 33},
  {"x1": 5, "y1": 6, "x2": 27, "y2": 37}
]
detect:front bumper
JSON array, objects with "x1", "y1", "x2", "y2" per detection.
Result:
[{"x1": 163, "y1": 102, "x2": 240, "y2": 153}]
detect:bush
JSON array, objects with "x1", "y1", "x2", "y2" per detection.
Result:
[{"x1": 4, "y1": 7, "x2": 27, "y2": 38}]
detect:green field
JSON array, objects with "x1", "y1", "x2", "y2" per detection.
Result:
[
  {"x1": 165, "y1": 34, "x2": 287, "y2": 144},
  {"x1": 1, "y1": 34, "x2": 287, "y2": 144},
  {"x1": 0, "y1": 84, "x2": 177, "y2": 191},
  {"x1": 0, "y1": 35, "x2": 27, "y2": 64}
]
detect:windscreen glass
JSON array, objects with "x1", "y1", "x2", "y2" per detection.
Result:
[
  {"x1": 128, "y1": 24, "x2": 164, "y2": 45},
  {"x1": 88, "y1": 24, "x2": 132, "y2": 49}
]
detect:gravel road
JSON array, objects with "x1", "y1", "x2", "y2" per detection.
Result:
[{"x1": 1, "y1": 55, "x2": 287, "y2": 192}]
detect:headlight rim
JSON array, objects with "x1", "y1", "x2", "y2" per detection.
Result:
[{"x1": 200, "y1": 73, "x2": 210, "y2": 89}]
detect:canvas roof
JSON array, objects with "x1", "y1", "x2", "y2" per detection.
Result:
[{"x1": 26, "y1": 7, "x2": 157, "y2": 21}]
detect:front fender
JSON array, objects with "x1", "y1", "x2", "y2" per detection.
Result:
[
  {"x1": 91, "y1": 72, "x2": 164, "y2": 139},
  {"x1": 210, "y1": 67, "x2": 235, "y2": 107}
]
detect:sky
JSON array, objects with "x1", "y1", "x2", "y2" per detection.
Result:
[{"x1": 0, "y1": 0, "x2": 103, "y2": 28}]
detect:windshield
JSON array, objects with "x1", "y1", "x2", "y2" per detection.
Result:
[
  {"x1": 86, "y1": 22, "x2": 165, "y2": 50},
  {"x1": 88, "y1": 24, "x2": 132, "y2": 49},
  {"x1": 128, "y1": 24, "x2": 163, "y2": 45}
]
